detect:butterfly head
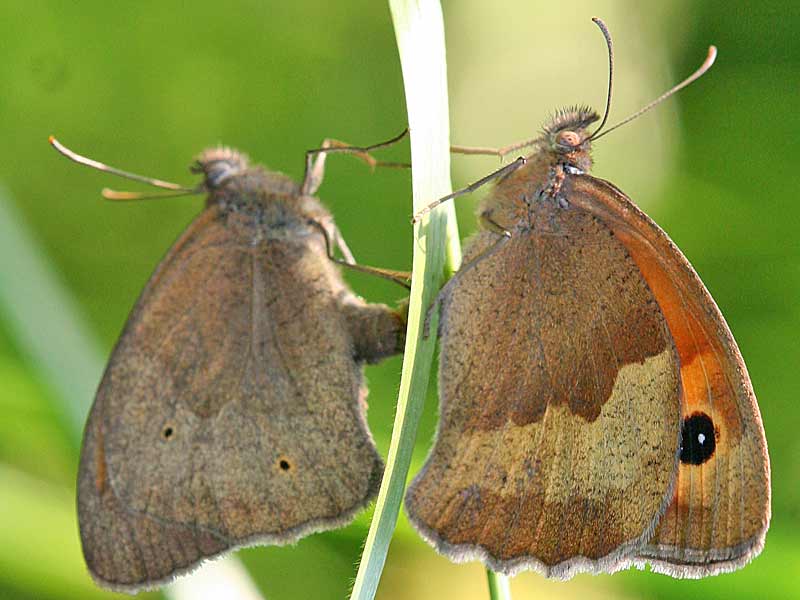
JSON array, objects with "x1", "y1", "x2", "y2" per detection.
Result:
[
  {"x1": 540, "y1": 105, "x2": 599, "y2": 173},
  {"x1": 193, "y1": 147, "x2": 303, "y2": 216}
]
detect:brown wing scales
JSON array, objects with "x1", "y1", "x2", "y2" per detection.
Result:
[
  {"x1": 406, "y1": 201, "x2": 682, "y2": 577},
  {"x1": 78, "y1": 206, "x2": 387, "y2": 590}
]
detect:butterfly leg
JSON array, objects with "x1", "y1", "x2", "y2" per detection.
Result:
[
  {"x1": 309, "y1": 218, "x2": 411, "y2": 289},
  {"x1": 450, "y1": 135, "x2": 538, "y2": 159},
  {"x1": 305, "y1": 218, "x2": 409, "y2": 361},
  {"x1": 311, "y1": 215, "x2": 358, "y2": 265},
  {"x1": 301, "y1": 128, "x2": 410, "y2": 196},
  {"x1": 411, "y1": 157, "x2": 526, "y2": 224},
  {"x1": 333, "y1": 225, "x2": 357, "y2": 265}
]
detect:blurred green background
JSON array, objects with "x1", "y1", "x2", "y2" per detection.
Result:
[{"x1": 0, "y1": 1, "x2": 797, "y2": 599}]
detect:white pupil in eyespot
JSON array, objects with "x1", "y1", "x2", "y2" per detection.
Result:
[{"x1": 698, "y1": 433, "x2": 706, "y2": 445}]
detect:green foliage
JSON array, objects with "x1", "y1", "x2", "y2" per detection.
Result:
[{"x1": 0, "y1": 1, "x2": 797, "y2": 599}]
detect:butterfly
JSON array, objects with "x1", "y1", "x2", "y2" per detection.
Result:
[
  {"x1": 51, "y1": 133, "x2": 409, "y2": 592},
  {"x1": 405, "y1": 19, "x2": 769, "y2": 579}
]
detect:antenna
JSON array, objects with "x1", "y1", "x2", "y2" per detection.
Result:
[
  {"x1": 588, "y1": 45, "x2": 717, "y2": 142},
  {"x1": 100, "y1": 188, "x2": 200, "y2": 201},
  {"x1": 49, "y1": 137, "x2": 197, "y2": 198},
  {"x1": 590, "y1": 17, "x2": 614, "y2": 138}
]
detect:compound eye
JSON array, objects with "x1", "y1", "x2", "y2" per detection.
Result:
[
  {"x1": 556, "y1": 130, "x2": 581, "y2": 147},
  {"x1": 204, "y1": 160, "x2": 238, "y2": 187}
]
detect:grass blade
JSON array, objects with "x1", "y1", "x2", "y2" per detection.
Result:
[
  {"x1": 486, "y1": 570, "x2": 512, "y2": 600},
  {"x1": 349, "y1": 1, "x2": 459, "y2": 598}
]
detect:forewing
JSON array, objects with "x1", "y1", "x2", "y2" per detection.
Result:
[
  {"x1": 78, "y1": 206, "x2": 382, "y2": 590},
  {"x1": 406, "y1": 203, "x2": 682, "y2": 578},
  {"x1": 566, "y1": 175, "x2": 770, "y2": 577}
]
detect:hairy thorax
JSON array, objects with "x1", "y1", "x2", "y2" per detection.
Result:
[{"x1": 478, "y1": 146, "x2": 593, "y2": 234}]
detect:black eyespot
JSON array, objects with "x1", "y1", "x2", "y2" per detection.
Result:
[
  {"x1": 162, "y1": 426, "x2": 174, "y2": 440},
  {"x1": 680, "y1": 412, "x2": 716, "y2": 465},
  {"x1": 278, "y1": 458, "x2": 291, "y2": 471}
]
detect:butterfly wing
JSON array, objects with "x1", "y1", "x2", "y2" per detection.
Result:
[
  {"x1": 565, "y1": 174, "x2": 770, "y2": 577},
  {"x1": 78, "y1": 205, "x2": 384, "y2": 591},
  {"x1": 406, "y1": 200, "x2": 682, "y2": 578}
]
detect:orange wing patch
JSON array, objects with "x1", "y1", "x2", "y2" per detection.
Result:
[{"x1": 569, "y1": 175, "x2": 769, "y2": 575}]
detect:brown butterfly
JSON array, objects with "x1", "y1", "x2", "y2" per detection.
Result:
[
  {"x1": 51, "y1": 134, "x2": 409, "y2": 592},
  {"x1": 406, "y1": 19, "x2": 769, "y2": 579}
]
